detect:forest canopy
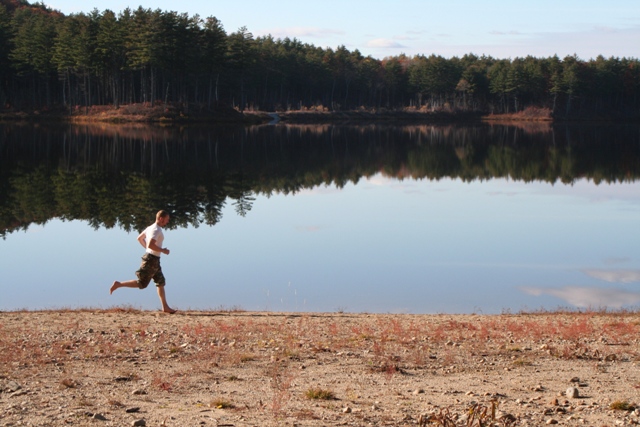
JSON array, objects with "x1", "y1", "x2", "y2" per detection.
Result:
[{"x1": 0, "y1": 0, "x2": 639, "y2": 119}]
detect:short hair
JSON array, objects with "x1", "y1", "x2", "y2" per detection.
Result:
[{"x1": 156, "y1": 210, "x2": 170, "y2": 220}]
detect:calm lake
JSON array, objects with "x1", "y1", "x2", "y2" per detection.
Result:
[{"x1": 1, "y1": 121, "x2": 639, "y2": 314}]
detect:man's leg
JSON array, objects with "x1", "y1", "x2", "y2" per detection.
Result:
[
  {"x1": 156, "y1": 286, "x2": 176, "y2": 313},
  {"x1": 110, "y1": 280, "x2": 139, "y2": 294}
]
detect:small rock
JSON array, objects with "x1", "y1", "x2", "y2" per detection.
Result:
[
  {"x1": 132, "y1": 420, "x2": 146, "y2": 427},
  {"x1": 570, "y1": 377, "x2": 580, "y2": 383},
  {"x1": 132, "y1": 389, "x2": 147, "y2": 395},
  {"x1": 84, "y1": 412, "x2": 107, "y2": 420},
  {"x1": 499, "y1": 413, "x2": 517, "y2": 423},
  {"x1": 413, "y1": 389, "x2": 424, "y2": 395},
  {"x1": 566, "y1": 387, "x2": 580, "y2": 399},
  {"x1": 546, "y1": 418, "x2": 558, "y2": 424},
  {"x1": 126, "y1": 407, "x2": 140, "y2": 413},
  {"x1": 3, "y1": 381, "x2": 21, "y2": 393},
  {"x1": 343, "y1": 406, "x2": 351, "y2": 413}
]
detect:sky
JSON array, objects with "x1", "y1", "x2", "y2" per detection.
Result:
[{"x1": 43, "y1": 0, "x2": 639, "y2": 60}]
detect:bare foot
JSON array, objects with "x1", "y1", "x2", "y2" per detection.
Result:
[
  {"x1": 110, "y1": 281, "x2": 120, "y2": 295},
  {"x1": 162, "y1": 307, "x2": 177, "y2": 314}
]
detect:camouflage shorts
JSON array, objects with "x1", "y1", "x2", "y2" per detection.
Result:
[{"x1": 135, "y1": 253, "x2": 166, "y2": 289}]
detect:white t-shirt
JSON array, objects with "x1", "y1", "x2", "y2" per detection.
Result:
[{"x1": 143, "y1": 223, "x2": 164, "y2": 257}]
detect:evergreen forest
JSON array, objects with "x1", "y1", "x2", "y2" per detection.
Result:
[{"x1": 1, "y1": 0, "x2": 640, "y2": 119}]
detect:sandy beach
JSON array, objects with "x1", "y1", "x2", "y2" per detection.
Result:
[{"x1": 2, "y1": 309, "x2": 640, "y2": 426}]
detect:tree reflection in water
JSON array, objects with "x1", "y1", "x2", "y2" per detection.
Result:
[{"x1": 1, "y1": 122, "x2": 639, "y2": 238}]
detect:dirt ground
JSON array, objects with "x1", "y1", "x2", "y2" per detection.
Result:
[{"x1": 2, "y1": 309, "x2": 640, "y2": 426}]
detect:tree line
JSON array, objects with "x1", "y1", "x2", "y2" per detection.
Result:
[
  {"x1": 2, "y1": 122, "x2": 639, "y2": 237},
  {"x1": 1, "y1": 0, "x2": 640, "y2": 119}
]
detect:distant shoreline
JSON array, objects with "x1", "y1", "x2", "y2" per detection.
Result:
[{"x1": 1, "y1": 104, "x2": 636, "y2": 125}]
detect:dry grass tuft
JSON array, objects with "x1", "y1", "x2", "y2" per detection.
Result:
[
  {"x1": 610, "y1": 400, "x2": 635, "y2": 411},
  {"x1": 419, "y1": 402, "x2": 516, "y2": 427},
  {"x1": 512, "y1": 357, "x2": 533, "y2": 366},
  {"x1": 60, "y1": 378, "x2": 78, "y2": 389},
  {"x1": 209, "y1": 398, "x2": 235, "y2": 409},
  {"x1": 107, "y1": 399, "x2": 125, "y2": 407},
  {"x1": 304, "y1": 388, "x2": 336, "y2": 400}
]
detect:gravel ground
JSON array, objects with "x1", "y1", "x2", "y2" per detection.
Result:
[{"x1": 1, "y1": 310, "x2": 640, "y2": 426}]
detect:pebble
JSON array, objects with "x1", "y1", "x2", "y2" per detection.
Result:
[
  {"x1": 566, "y1": 387, "x2": 579, "y2": 398},
  {"x1": 499, "y1": 413, "x2": 517, "y2": 423},
  {"x1": 546, "y1": 418, "x2": 558, "y2": 424},
  {"x1": 343, "y1": 406, "x2": 352, "y2": 413},
  {"x1": 3, "y1": 381, "x2": 22, "y2": 393},
  {"x1": 84, "y1": 412, "x2": 107, "y2": 420},
  {"x1": 132, "y1": 420, "x2": 146, "y2": 427}
]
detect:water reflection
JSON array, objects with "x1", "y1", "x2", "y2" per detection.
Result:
[
  {"x1": 2, "y1": 122, "x2": 640, "y2": 312},
  {"x1": 583, "y1": 269, "x2": 640, "y2": 283},
  {"x1": 521, "y1": 286, "x2": 640, "y2": 309},
  {"x1": 2, "y1": 122, "x2": 640, "y2": 238}
]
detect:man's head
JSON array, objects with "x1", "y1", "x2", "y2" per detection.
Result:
[{"x1": 156, "y1": 210, "x2": 170, "y2": 226}]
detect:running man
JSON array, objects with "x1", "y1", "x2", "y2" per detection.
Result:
[{"x1": 110, "y1": 210, "x2": 176, "y2": 313}]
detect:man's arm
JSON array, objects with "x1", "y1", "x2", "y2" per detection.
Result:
[
  {"x1": 137, "y1": 232, "x2": 146, "y2": 249},
  {"x1": 148, "y1": 238, "x2": 170, "y2": 255}
]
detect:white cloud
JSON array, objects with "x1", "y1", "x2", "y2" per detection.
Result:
[
  {"x1": 583, "y1": 269, "x2": 640, "y2": 283},
  {"x1": 295, "y1": 225, "x2": 322, "y2": 233},
  {"x1": 521, "y1": 286, "x2": 640, "y2": 308},
  {"x1": 394, "y1": 34, "x2": 420, "y2": 41},
  {"x1": 603, "y1": 257, "x2": 632, "y2": 266},
  {"x1": 389, "y1": 25, "x2": 640, "y2": 60},
  {"x1": 366, "y1": 176, "x2": 388, "y2": 186},
  {"x1": 365, "y1": 38, "x2": 406, "y2": 49},
  {"x1": 259, "y1": 27, "x2": 345, "y2": 39},
  {"x1": 489, "y1": 30, "x2": 522, "y2": 36}
]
